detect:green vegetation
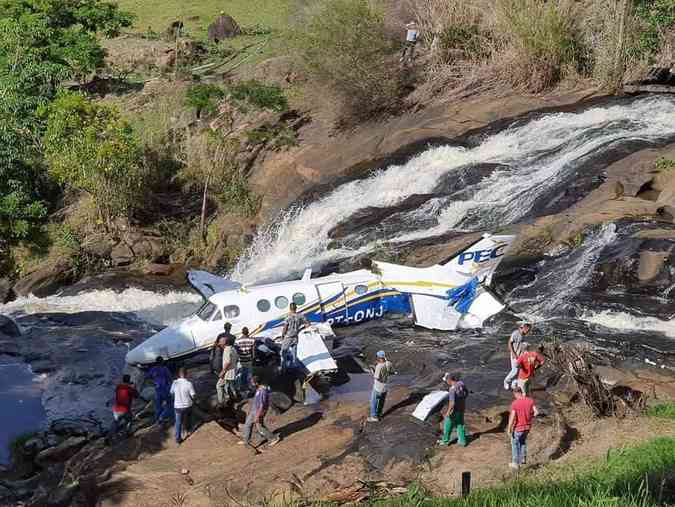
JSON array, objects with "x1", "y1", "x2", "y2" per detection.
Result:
[
  {"x1": 494, "y1": 0, "x2": 587, "y2": 91},
  {"x1": 291, "y1": 0, "x2": 400, "y2": 119},
  {"x1": 43, "y1": 92, "x2": 145, "y2": 228},
  {"x1": 656, "y1": 158, "x2": 675, "y2": 172},
  {"x1": 228, "y1": 79, "x2": 288, "y2": 112},
  {"x1": 342, "y1": 437, "x2": 675, "y2": 507},
  {"x1": 646, "y1": 401, "x2": 675, "y2": 420},
  {"x1": 185, "y1": 83, "x2": 225, "y2": 118},
  {"x1": 634, "y1": 0, "x2": 675, "y2": 58},
  {"x1": 246, "y1": 122, "x2": 297, "y2": 149}
]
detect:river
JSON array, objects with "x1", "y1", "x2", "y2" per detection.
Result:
[{"x1": 1, "y1": 94, "x2": 675, "y2": 462}]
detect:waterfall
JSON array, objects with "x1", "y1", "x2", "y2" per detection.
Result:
[{"x1": 232, "y1": 96, "x2": 675, "y2": 285}]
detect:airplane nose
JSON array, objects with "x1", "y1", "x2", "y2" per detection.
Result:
[{"x1": 125, "y1": 346, "x2": 144, "y2": 366}]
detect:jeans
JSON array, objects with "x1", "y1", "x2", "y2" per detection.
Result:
[
  {"x1": 370, "y1": 389, "x2": 387, "y2": 418},
  {"x1": 216, "y1": 378, "x2": 237, "y2": 404},
  {"x1": 154, "y1": 387, "x2": 173, "y2": 423},
  {"x1": 175, "y1": 407, "x2": 192, "y2": 443},
  {"x1": 109, "y1": 411, "x2": 132, "y2": 438},
  {"x1": 237, "y1": 365, "x2": 252, "y2": 395},
  {"x1": 441, "y1": 411, "x2": 467, "y2": 446},
  {"x1": 242, "y1": 407, "x2": 275, "y2": 444},
  {"x1": 504, "y1": 357, "x2": 519, "y2": 389},
  {"x1": 511, "y1": 430, "x2": 529, "y2": 465}
]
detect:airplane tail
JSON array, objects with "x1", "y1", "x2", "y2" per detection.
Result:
[{"x1": 438, "y1": 233, "x2": 516, "y2": 286}]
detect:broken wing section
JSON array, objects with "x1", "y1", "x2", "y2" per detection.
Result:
[
  {"x1": 187, "y1": 270, "x2": 242, "y2": 299},
  {"x1": 411, "y1": 286, "x2": 505, "y2": 330},
  {"x1": 297, "y1": 325, "x2": 338, "y2": 374}
]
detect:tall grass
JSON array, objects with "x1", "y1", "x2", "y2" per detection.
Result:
[
  {"x1": 360, "y1": 438, "x2": 675, "y2": 506},
  {"x1": 646, "y1": 402, "x2": 675, "y2": 420},
  {"x1": 493, "y1": 0, "x2": 587, "y2": 91}
]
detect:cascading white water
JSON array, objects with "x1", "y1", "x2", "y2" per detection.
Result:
[
  {"x1": 0, "y1": 288, "x2": 201, "y2": 327},
  {"x1": 508, "y1": 223, "x2": 618, "y2": 320},
  {"x1": 232, "y1": 96, "x2": 675, "y2": 285},
  {"x1": 581, "y1": 310, "x2": 675, "y2": 338}
]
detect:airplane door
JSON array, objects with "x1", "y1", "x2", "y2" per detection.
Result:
[{"x1": 316, "y1": 282, "x2": 347, "y2": 326}]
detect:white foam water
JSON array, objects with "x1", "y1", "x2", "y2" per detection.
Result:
[
  {"x1": 0, "y1": 288, "x2": 201, "y2": 327},
  {"x1": 232, "y1": 96, "x2": 675, "y2": 284},
  {"x1": 582, "y1": 310, "x2": 675, "y2": 338}
]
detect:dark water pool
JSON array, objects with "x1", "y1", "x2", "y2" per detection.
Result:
[{"x1": 0, "y1": 356, "x2": 46, "y2": 464}]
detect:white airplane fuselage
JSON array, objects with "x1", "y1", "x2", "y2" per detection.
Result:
[{"x1": 125, "y1": 234, "x2": 515, "y2": 365}]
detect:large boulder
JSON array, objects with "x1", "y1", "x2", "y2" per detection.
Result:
[
  {"x1": 35, "y1": 436, "x2": 87, "y2": 466},
  {"x1": 12, "y1": 259, "x2": 72, "y2": 297},
  {"x1": 0, "y1": 277, "x2": 14, "y2": 303},
  {"x1": 207, "y1": 14, "x2": 241, "y2": 42},
  {"x1": 0, "y1": 314, "x2": 21, "y2": 337},
  {"x1": 110, "y1": 242, "x2": 134, "y2": 267}
]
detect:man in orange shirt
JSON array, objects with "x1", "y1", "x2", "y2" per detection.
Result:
[{"x1": 515, "y1": 343, "x2": 545, "y2": 395}]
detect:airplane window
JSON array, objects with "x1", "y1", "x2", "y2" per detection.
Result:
[
  {"x1": 355, "y1": 284, "x2": 368, "y2": 295},
  {"x1": 212, "y1": 310, "x2": 223, "y2": 321},
  {"x1": 292, "y1": 292, "x2": 306, "y2": 306},
  {"x1": 223, "y1": 305, "x2": 240, "y2": 318},
  {"x1": 275, "y1": 296, "x2": 289, "y2": 309},
  {"x1": 257, "y1": 299, "x2": 271, "y2": 312},
  {"x1": 197, "y1": 302, "x2": 216, "y2": 321}
]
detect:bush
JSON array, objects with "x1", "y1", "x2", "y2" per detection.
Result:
[
  {"x1": 494, "y1": 0, "x2": 588, "y2": 91},
  {"x1": 246, "y1": 122, "x2": 297, "y2": 149},
  {"x1": 227, "y1": 80, "x2": 288, "y2": 112},
  {"x1": 634, "y1": 0, "x2": 675, "y2": 58},
  {"x1": 291, "y1": 0, "x2": 400, "y2": 120},
  {"x1": 646, "y1": 402, "x2": 675, "y2": 419},
  {"x1": 43, "y1": 92, "x2": 145, "y2": 228},
  {"x1": 185, "y1": 83, "x2": 225, "y2": 118}
]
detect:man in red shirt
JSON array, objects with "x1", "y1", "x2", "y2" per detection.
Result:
[
  {"x1": 507, "y1": 386, "x2": 539, "y2": 470},
  {"x1": 109, "y1": 374, "x2": 141, "y2": 440},
  {"x1": 516, "y1": 342, "x2": 545, "y2": 395}
]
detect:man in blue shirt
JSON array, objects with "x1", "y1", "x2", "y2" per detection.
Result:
[
  {"x1": 145, "y1": 356, "x2": 173, "y2": 424},
  {"x1": 238, "y1": 376, "x2": 281, "y2": 447}
]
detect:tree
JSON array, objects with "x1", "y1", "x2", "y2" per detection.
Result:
[
  {"x1": 43, "y1": 92, "x2": 144, "y2": 228},
  {"x1": 0, "y1": 0, "x2": 134, "y2": 250}
]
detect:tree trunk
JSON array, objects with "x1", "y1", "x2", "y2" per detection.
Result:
[{"x1": 200, "y1": 174, "x2": 210, "y2": 242}]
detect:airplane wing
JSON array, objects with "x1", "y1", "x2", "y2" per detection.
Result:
[
  {"x1": 187, "y1": 270, "x2": 242, "y2": 299},
  {"x1": 412, "y1": 390, "x2": 449, "y2": 421},
  {"x1": 296, "y1": 326, "x2": 337, "y2": 374}
]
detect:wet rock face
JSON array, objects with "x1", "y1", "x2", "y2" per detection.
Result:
[
  {"x1": 35, "y1": 437, "x2": 87, "y2": 466},
  {"x1": 12, "y1": 258, "x2": 74, "y2": 297},
  {"x1": 0, "y1": 315, "x2": 21, "y2": 338}
]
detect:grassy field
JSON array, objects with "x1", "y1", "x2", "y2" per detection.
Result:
[
  {"x1": 350, "y1": 436, "x2": 675, "y2": 507},
  {"x1": 115, "y1": 0, "x2": 296, "y2": 37}
]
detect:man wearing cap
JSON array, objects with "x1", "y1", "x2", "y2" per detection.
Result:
[
  {"x1": 507, "y1": 385, "x2": 539, "y2": 469},
  {"x1": 504, "y1": 323, "x2": 532, "y2": 390},
  {"x1": 438, "y1": 373, "x2": 468, "y2": 447},
  {"x1": 368, "y1": 351, "x2": 393, "y2": 422}
]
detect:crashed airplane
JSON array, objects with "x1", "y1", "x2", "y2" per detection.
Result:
[{"x1": 125, "y1": 234, "x2": 515, "y2": 370}]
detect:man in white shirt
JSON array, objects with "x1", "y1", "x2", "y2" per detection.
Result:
[
  {"x1": 400, "y1": 21, "x2": 419, "y2": 64},
  {"x1": 217, "y1": 336, "x2": 239, "y2": 407},
  {"x1": 368, "y1": 350, "x2": 393, "y2": 422},
  {"x1": 171, "y1": 367, "x2": 196, "y2": 445}
]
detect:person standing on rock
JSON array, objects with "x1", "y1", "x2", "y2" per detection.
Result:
[
  {"x1": 238, "y1": 375, "x2": 280, "y2": 448},
  {"x1": 368, "y1": 350, "x2": 393, "y2": 422},
  {"x1": 171, "y1": 367, "x2": 196, "y2": 445},
  {"x1": 504, "y1": 323, "x2": 531, "y2": 390},
  {"x1": 108, "y1": 374, "x2": 141, "y2": 441},
  {"x1": 508, "y1": 385, "x2": 539, "y2": 470},
  {"x1": 438, "y1": 373, "x2": 468, "y2": 447},
  {"x1": 235, "y1": 327, "x2": 256, "y2": 397},
  {"x1": 210, "y1": 334, "x2": 226, "y2": 375},
  {"x1": 515, "y1": 342, "x2": 545, "y2": 395},
  {"x1": 145, "y1": 356, "x2": 173, "y2": 425},
  {"x1": 217, "y1": 335, "x2": 239, "y2": 407},
  {"x1": 280, "y1": 303, "x2": 308, "y2": 372}
]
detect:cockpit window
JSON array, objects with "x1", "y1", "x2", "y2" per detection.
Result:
[
  {"x1": 212, "y1": 310, "x2": 223, "y2": 321},
  {"x1": 257, "y1": 299, "x2": 271, "y2": 312},
  {"x1": 354, "y1": 284, "x2": 368, "y2": 295},
  {"x1": 292, "y1": 292, "x2": 306, "y2": 306},
  {"x1": 275, "y1": 296, "x2": 289, "y2": 309},
  {"x1": 223, "y1": 305, "x2": 240, "y2": 318},
  {"x1": 197, "y1": 302, "x2": 217, "y2": 321}
]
